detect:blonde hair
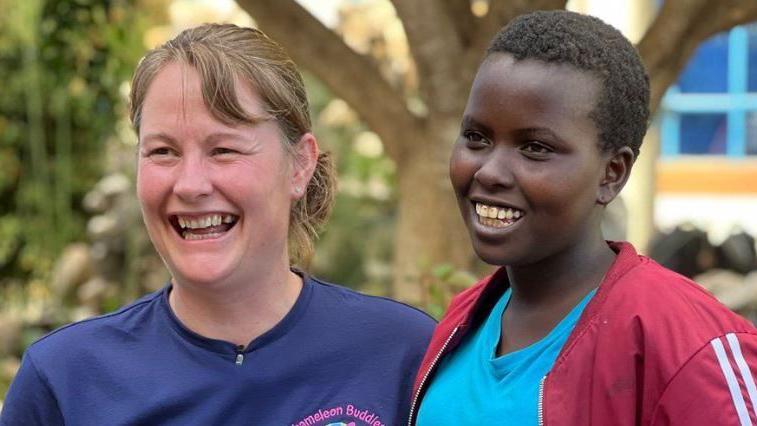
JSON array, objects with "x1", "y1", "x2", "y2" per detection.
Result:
[{"x1": 129, "y1": 23, "x2": 335, "y2": 265}]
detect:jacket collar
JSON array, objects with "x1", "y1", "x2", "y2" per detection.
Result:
[{"x1": 460, "y1": 241, "x2": 641, "y2": 337}]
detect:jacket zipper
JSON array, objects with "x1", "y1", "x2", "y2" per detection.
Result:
[
  {"x1": 407, "y1": 325, "x2": 460, "y2": 426},
  {"x1": 538, "y1": 375, "x2": 546, "y2": 426}
]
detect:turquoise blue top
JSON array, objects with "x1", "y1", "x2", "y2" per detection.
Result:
[{"x1": 417, "y1": 287, "x2": 596, "y2": 425}]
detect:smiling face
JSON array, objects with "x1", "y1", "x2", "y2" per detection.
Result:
[
  {"x1": 451, "y1": 53, "x2": 611, "y2": 267},
  {"x1": 136, "y1": 62, "x2": 302, "y2": 288}
]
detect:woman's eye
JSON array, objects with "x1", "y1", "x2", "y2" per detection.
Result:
[
  {"x1": 521, "y1": 142, "x2": 552, "y2": 155},
  {"x1": 212, "y1": 147, "x2": 238, "y2": 156},
  {"x1": 462, "y1": 130, "x2": 488, "y2": 147},
  {"x1": 148, "y1": 147, "x2": 175, "y2": 157}
]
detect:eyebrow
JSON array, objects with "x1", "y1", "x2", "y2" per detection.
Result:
[
  {"x1": 460, "y1": 116, "x2": 493, "y2": 134},
  {"x1": 140, "y1": 131, "x2": 252, "y2": 146},
  {"x1": 460, "y1": 116, "x2": 564, "y2": 143},
  {"x1": 516, "y1": 127, "x2": 560, "y2": 139},
  {"x1": 140, "y1": 132, "x2": 177, "y2": 146}
]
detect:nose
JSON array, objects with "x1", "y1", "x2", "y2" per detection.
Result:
[
  {"x1": 473, "y1": 146, "x2": 516, "y2": 190},
  {"x1": 173, "y1": 155, "x2": 213, "y2": 202}
]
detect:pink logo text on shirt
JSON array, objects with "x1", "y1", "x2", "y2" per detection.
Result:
[{"x1": 291, "y1": 403, "x2": 386, "y2": 426}]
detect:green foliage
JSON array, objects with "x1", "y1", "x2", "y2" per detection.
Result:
[
  {"x1": 0, "y1": 216, "x2": 21, "y2": 271},
  {"x1": 422, "y1": 263, "x2": 478, "y2": 319},
  {"x1": 0, "y1": 0, "x2": 148, "y2": 286}
]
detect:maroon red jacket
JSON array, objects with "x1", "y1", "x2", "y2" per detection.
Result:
[{"x1": 410, "y1": 242, "x2": 757, "y2": 425}]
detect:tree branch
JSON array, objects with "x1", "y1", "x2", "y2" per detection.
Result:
[
  {"x1": 439, "y1": 0, "x2": 477, "y2": 47},
  {"x1": 477, "y1": 0, "x2": 568, "y2": 47},
  {"x1": 389, "y1": 0, "x2": 467, "y2": 115},
  {"x1": 235, "y1": 0, "x2": 420, "y2": 162}
]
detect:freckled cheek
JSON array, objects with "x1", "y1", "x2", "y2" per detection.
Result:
[
  {"x1": 217, "y1": 171, "x2": 291, "y2": 221},
  {"x1": 217, "y1": 167, "x2": 280, "y2": 198},
  {"x1": 135, "y1": 163, "x2": 171, "y2": 212}
]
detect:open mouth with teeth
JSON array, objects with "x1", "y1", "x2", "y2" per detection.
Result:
[
  {"x1": 169, "y1": 214, "x2": 239, "y2": 240},
  {"x1": 474, "y1": 202, "x2": 524, "y2": 229}
]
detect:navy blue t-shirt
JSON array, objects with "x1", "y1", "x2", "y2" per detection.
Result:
[{"x1": 1, "y1": 275, "x2": 435, "y2": 425}]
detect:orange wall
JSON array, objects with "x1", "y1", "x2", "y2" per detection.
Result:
[{"x1": 657, "y1": 159, "x2": 757, "y2": 194}]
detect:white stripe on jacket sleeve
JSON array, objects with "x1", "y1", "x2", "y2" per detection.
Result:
[
  {"x1": 727, "y1": 333, "x2": 757, "y2": 419},
  {"x1": 712, "y1": 336, "x2": 752, "y2": 426}
]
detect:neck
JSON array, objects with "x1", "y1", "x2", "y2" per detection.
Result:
[
  {"x1": 506, "y1": 235, "x2": 614, "y2": 307},
  {"x1": 496, "y1": 234, "x2": 615, "y2": 356},
  {"x1": 168, "y1": 265, "x2": 302, "y2": 347}
]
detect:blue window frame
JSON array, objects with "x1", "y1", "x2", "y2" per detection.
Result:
[{"x1": 661, "y1": 23, "x2": 757, "y2": 157}]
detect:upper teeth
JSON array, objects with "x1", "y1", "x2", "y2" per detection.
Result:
[
  {"x1": 177, "y1": 214, "x2": 235, "y2": 229},
  {"x1": 475, "y1": 203, "x2": 522, "y2": 220}
]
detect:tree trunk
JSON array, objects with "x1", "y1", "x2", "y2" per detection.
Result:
[
  {"x1": 236, "y1": 0, "x2": 757, "y2": 304},
  {"x1": 391, "y1": 117, "x2": 472, "y2": 303}
]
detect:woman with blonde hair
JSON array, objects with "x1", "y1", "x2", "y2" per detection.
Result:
[{"x1": 2, "y1": 24, "x2": 434, "y2": 425}]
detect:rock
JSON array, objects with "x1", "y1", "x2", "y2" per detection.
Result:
[
  {"x1": 87, "y1": 214, "x2": 120, "y2": 240},
  {"x1": 82, "y1": 189, "x2": 107, "y2": 213},
  {"x1": 50, "y1": 243, "x2": 93, "y2": 301},
  {"x1": 98, "y1": 173, "x2": 131, "y2": 198},
  {"x1": 694, "y1": 269, "x2": 745, "y2": 296},
  {"x1": 0, "y1": 315, "x2": 22, "y2": 357},
  {"x1": 90, "y1": 241, "x2": 109, "y2": 262},
  {"x1": 746, "y1": 270, "x2": 757, "y2": 286},
  {"x1": 697, "y1": 269, "x2": 757, "y2": 314},
  {"x1": 715, "y1": 280, "x2": 757, "y2": 314},
  {"x1": 717, "y1": 231, "x2": 757, "y2": 274},
  {"x1": 77, "y1": 277, "x2": 112, "y2": 310},
  {"x1": 0, "y1": 356, "x2": 20, "y2": 382},
  {"x1": 83, "y1": 173, "x2": 131, "y2": 213},
  {"x1": 70, "y1": 305, "x2": 99, "y2": 323}
]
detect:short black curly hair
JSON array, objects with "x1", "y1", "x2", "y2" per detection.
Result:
[{"x1": 487, "y1": 10, "x2": 650, "y2": 157}]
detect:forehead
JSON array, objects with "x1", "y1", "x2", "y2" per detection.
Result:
[
  {"x1": 467, "y1": 53, "x2": 601, "y2": 125},
  {"x1": 140, "y1": 61, "x2": 268, "y2": 130}
]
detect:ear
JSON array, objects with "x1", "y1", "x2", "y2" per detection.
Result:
[
  {"x1": 289, "y1": 132, "x2": 319, "y2": 200},
  {"x1": 597, "y1": 146, "x2": 634, "y2": 205}
]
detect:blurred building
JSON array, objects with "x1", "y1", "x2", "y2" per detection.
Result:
[{"x1": 656, "y1": 23, "x2": 757, "y2": 244}]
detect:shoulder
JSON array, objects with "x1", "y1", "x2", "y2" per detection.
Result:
[
  {"x1": 25, "y1": 289, "x2": 164, "y2": 365},
  {"x1": 307, "y1": 276, "x2": 437, "y2": 337},
  {"x1": 595, "y1": 254, "x2": 756, "y2": 391},
  {"x1": 606, "y1": 255, "x2": 753, "y2": 335},
  {"x1": 1, "y1": 348, "x2": 64, "y2": 425},
  {"x1": 651, "y1": 331, "x2": 757, "y2": 425}
]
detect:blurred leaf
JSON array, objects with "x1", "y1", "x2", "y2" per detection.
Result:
[
  {"x1": 0, "y1": 0, "x2": 155, "y2": 287},
  {"x1": 0, "y1": 216, "x2": 21, "y2": 268},
  {"x1": 432, "y1": 263, "x2": 455, "y2": 280}
]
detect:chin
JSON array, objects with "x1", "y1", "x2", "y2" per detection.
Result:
[
  {"x1": 172, "y1": 272, "x2": 233, "y2": 289},
  {"x1": 471, "y1": 242, "x2": 508, "y2": 266},
  {"x1": 167, "y1": 259, "x2": 236, "y2": 288},
  {"x1": 470, "y1": 239, "x2": 531, "y2": 267}
]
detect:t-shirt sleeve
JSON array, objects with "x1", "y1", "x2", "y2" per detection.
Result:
[
  {"x1": 651, "y1": 332, "x2": 757, "y2": 425},
  {"x1": 1, "y1": 351, "x2": 64, "y2": 426}
]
